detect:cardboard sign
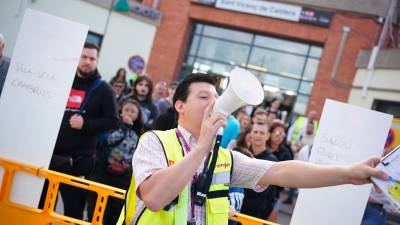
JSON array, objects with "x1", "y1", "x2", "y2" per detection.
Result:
[
  {"x1": 0, "y1": 9, "x2": 88, "y2": 207},
  {"x1": 290, "y1": 99, "x2": 393, "y2": 225}
]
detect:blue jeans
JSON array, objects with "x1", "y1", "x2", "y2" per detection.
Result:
[{"x1": 361, "y1": 203, "x2": 387, "y2": 225}]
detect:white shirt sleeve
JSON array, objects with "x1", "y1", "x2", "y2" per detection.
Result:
[{"x1": 131, "y1": 131, "x2": 168, "y2": 198}]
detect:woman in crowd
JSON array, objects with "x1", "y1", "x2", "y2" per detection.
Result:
[{"x1": 110, "y1": 68, "x2": 129, "y2": 94}]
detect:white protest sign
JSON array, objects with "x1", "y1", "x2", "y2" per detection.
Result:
[
  {"x1": 290, "y1": 99, "x2": 393, "y2": 225},
  {"x1": 0, "y1": 9, "x2": 88, "y2": 207}
]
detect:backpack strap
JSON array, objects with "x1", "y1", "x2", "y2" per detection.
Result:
[{"x1": 79, "y1": 79, "x2": 103, "y2": 114}]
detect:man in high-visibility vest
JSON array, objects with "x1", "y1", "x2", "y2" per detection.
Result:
[
  {"x1": 119, "y1": 73, "x2": 388, "y2": 225},
  {"x1": 287, "y1": 110, "x2": 319, "y2": 144}
]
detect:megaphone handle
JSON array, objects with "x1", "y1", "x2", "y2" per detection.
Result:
[{"x1": 217, "y1": 127, "x2": 223, "y2": 136}]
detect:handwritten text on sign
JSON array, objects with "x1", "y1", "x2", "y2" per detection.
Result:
[{"x1": 0, "y1": 9, "x2": 88, "y2": 208}]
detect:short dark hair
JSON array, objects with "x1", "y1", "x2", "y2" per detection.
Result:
[
  {"x1": 270, "y1": 98, "x2": 280, "y2": 103},
  {"x1": 83, "y1": 42, "x2": 99, "y2": 55},
  {"x1": 173, "y1": 73, "x2": 216, "y2": 107},
  {"x1": 112, "y1": 80, "x2": 125, "y2": 86},
  {"x1": 254, "y1": 109, "x2": 268, "y2": 117}
]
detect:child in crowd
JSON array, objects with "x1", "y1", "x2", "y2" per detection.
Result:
[{"x1": 87, "y1": 99, "x2": 143, "y2": 225}]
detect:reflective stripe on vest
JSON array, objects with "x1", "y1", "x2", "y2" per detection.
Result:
[
  {"x1": 211, "y1": 171, "x2": 230, "y2": 186},
  {"x1": 117, "y1": 129, "x2": 232, "y2": 225}
]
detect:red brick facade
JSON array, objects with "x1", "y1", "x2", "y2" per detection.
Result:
[{"x1": 146, "y1": 1, "x2": 381, "y2": 117}]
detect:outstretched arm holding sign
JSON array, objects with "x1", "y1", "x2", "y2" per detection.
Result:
[{"x1": 260, "y1": 157, "x2": 386, "y2": 188}]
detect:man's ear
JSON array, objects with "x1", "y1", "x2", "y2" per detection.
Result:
[{"x1": 174, "y1": 100, "x2": 184, "y2": 114}]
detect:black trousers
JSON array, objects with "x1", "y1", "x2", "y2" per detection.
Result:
[{"x1": 39, "y1": 154, "x2": 95, "y2": 220}]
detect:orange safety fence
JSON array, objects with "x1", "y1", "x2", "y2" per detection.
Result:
[
  {"x1": 0, "y1": 157, "x2": 280, "y2": 225},
  {"x1": 229, "y1": 212, "x2": 281, "y2": 225},
  {"x1": 0, "y1": 157, "x2": 125, "y2": 225}
]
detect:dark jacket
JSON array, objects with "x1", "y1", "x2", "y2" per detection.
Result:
[
  {"x1": 153, "y1": 107, "x2": 177, "y2": 131},
  {"x1": 272, "y1": 144, "x2": 293, "y2": 162},
  {"x1": 54, "y1": 70, "x2": 119, "y2": 156},
  {"x1": 128, "y1": 95, "x2": 158, "y2": 130},
  {"x1": 241, "y1": 148, "x2": 278, "y2": 219}
]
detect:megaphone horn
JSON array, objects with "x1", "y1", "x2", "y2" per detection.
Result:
[{"x1": 214, "y1": 68, "x2": 264, "y2": 115}]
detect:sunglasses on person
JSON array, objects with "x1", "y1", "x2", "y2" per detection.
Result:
[{"x1": 272, "y1": 131, "x2": 286, "y2": 138}]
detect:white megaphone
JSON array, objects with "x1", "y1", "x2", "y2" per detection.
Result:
[{"x1": 214, "y1": 68, "x2": 264, "y2": 135}]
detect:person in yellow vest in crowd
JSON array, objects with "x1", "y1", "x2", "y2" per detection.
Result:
[
  {"x1": 118, "y1": 74, "x2": 388, "y2": 225},
  {"x1": 287, "y1": 110, "x2": 319, "y2": 144}
]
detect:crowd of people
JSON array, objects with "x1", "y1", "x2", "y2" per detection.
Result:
[{"x1": 0, "y1": 36, "x2": 395, "y2": 225}]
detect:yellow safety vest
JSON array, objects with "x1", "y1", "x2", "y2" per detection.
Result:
[
  {"x1": 290, "y1": 117, "x2": 318, "y2": 142},
  {"x1": 117, "y1": 129, "x2": 233, "y2": 225}
]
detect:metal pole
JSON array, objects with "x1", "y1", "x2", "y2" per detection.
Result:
[
  {"x1": 331, "y1": 26, "x2": 350, "y2": 82},
  {"x1": 361, "y1": 0, "x2": 397, "y2": 98},
  {"x1": 103, "y1": 0, "x2": 117, "y2": 36}
]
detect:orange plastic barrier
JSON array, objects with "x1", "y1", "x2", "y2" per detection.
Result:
[
  {"x1": 0, "y1": 157, "x2": 280, "y2": 225},
  {"x1": 0, "y1": 157, "x2": 125, "y2": 225},
  {"x1": 229, "y1": 212, "x2": 281, "y2": 225}
]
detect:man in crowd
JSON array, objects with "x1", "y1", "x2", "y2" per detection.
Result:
[
  {"x1": 287, "y1": 110, "x2": 318, "y2": 144},
  {"x1": 153, "y1": 81, "x2": 179, "y2": 131},
  {"x1": 111, "y1": 80, "x2": 127, "y2": 107},
  {"x1": 153, "y1": 80, "x2": 168, "y2": 102},
  {"x1": 120, "y1": 73, "x2": 388, "y2": 225},
  {"x1": 155, "y1": 81, "x2": 179, "y2": 115},
  {"x1": 44, "y1": 42, "x2": 119, "y2": 219},
  {"x1": 241, "y1": 123, "x2": 278, "y2": 220},
  {"x1": 252, "y1": 108, "x2": 268, "y2": 125}
]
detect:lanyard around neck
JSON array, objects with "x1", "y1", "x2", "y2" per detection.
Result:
[
  {"x1": 176, "y1": 128, "x2": 191, "y2": 154},
  {"x1": 175, "y1": 128, "x2": 197, "y2": 222}
]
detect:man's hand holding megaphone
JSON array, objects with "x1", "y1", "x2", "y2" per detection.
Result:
[{"x1": 197, "y1": 100, "x2": 228, "y2": 154}]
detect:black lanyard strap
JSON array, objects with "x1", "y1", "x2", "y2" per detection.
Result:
[{"x1": 194, "y1": 134, "x2": 222, "y2": 206}]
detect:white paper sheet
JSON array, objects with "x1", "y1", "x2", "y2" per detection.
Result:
[
  {"x1": 0, "y1": 8, "x2": 88, "y2": 208},
  {"x1": 290, "y1": 99, "x2": 393, "y2": 225}
]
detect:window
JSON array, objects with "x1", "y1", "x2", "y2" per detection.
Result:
[
  {"x1": 293, "y1": 94, "x2": 309, "y2": 115},
  {"x1": 249, "y1": 47, "x2": 306, "y2": 79},
  {"x1": 254, "y1": 35, "x2": 309, "y2": 55},
  {"x1": 197, "y1": 37, "x2": 250, "y2": 65},
  {"x1": 203, "y1": 25, "x2": 253, "y2": 44},
  {"x1": 183, "y1": 23, "x2": 324, "y2": 116},
  {"x1": 373, "y1": 100, "x2": 400, "y2": 117},
  {"x1": 86, "y1": 31, "x2": 103, "y2": 48},
  {"x1": 303, "y1": 58, "x2": 320, "y2": 81}
]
